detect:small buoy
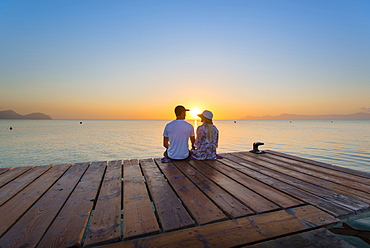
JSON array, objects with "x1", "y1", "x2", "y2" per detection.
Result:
[
  {"x1": 234, "y1": 121, "x2": 236, "y2": 123},
  {"x1": 9, "y1": 127, "x2": 12, "y2": 130},
  {"x1": 80, "y1": 122, "x2": 82, "y2": 124}
]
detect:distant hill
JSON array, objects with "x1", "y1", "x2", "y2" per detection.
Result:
[
  {"x1": 241, "y1": 112, "x2": 370, "y2": 120},
  {"x1": 0, "y1": 110, "x2": 52, "y2": 119}
]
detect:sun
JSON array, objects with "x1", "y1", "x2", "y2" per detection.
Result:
[{"x1": 190, "y1": 108, "x2": 202, "y2": 119}]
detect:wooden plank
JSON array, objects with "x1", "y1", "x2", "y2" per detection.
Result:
[
  {"x1": 221, "y1": 154, "x2": 354, "y2": 218},
  {"x1": 37, "y1": 162, "x2": 106, "y2": 248},
  {"x1": 0, "y1": 163, "x2": 71, "y2": 237},
  {"x1": 0, "y1": 167, "x2": 10, "y2": 176},
  {"x1": 268, "y1": 205, "x2": 338, "y2": 228},
  {"x1": 84, "y1": 160, "x2": 122, "y2": 247},
  {"x1": 140, "y1": 158, "x2": 194, "y2": 231},
  {"x1": 259, "y1": 152, "x2": 370, "y2": 195},
  {"x1": 99, "y1": 205, "x2": 339, "y2": 248},
  {"x1": 267, "y1": 150, "x2": 370, "y2": 180},
  {"x1": 0, "y1": 165, "x2": 51, "y2": 206},
  {"x1": 155, "y1": 158, "x2": 227, "y2": 225},
  {"x1": 231, "y1": 152, "x2": 370, "y2": 212},
  {"x1": 0, "y1": 163, "x2": 89, "y2": 247},
  {"x1": 266, "y1": 151, "x2": 370, "y2": 186},
  {"x1": 241, "y1": 151, "x2": 370, "y2": 202},
  {"x1": 0, "y1": 166, "x2": 33, "y2": 188},
  {"x1": 173, "y1": 160, "x2": 254, "y2": 218},
  {"x1": 124, "y1": 159, "x2": 141, "y2": 177},
  {"x1": 122, "y1": 159, "x2": 160, "y2": 239},
  {"x1": 245, "y1": 228, "x2": 355, "y2": 248},
  {"x1": 188, "y1": 159, "x2": 280, "y2": 213},
  {"x1": 204, "y1": 159, "x2": 304, "y2": 208}
]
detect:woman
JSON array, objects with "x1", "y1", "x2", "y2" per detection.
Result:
[{"x1": 191, "y1": 110, "x2": 222, "y2": 160}]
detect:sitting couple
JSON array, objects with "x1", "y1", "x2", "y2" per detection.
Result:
[{"x1": 161, "y1": 105, "x2": 222, "y2": 163}]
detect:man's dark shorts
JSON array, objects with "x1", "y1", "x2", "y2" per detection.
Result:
[{"x1": 163, "y1": 150, "x2": 191, "y2": 161}]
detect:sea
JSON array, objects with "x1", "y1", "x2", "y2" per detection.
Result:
[
  {"x1": 1, "y1": 119, "x2": 370, "y2": 246},
  {"x1": 1, "y1": 119, "x2": 369, "y2": 171}
]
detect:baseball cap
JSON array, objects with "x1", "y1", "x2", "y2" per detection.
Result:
[{"x1": 174, "y1": 105, "x2": 189, "y2": 115}]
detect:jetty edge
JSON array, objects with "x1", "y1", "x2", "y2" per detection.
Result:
[{"x1": 0, "y1": 150, "x2": 369, "y2": 247}]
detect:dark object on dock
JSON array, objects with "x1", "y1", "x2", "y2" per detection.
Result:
[{"x1": 250, "y1": 142, "x2": 265, "y2": 154}]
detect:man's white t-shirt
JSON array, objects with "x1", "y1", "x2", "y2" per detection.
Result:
[{"x1": 163, "y1": 120, "x2": 195, "y2": 160}]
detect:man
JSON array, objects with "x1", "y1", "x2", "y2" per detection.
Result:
[{"x1": 162, "y1": 105, "x2": 195, "y2": 162}]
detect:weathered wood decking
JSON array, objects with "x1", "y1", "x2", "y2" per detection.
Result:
[{"x1": 1, "y1": 150, "x2": 370, "y2": 247}]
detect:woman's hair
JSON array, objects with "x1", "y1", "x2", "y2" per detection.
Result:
[{"x1": 203, "y1": 118, "x2": 213, "y2": 140}]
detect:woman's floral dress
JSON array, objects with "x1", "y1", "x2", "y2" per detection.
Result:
[{"x1": 192, "y1": 124, "x2": 219, "y2": 160}]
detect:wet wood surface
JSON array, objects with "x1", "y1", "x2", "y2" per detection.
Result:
[
  {"x1": 122, "y1": 159, "x2": 160, "y2": 239},
  {"x1": 1, "y1": 150, "x2": 369, "y2": 247}
]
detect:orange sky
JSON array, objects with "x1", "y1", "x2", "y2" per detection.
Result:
[
  {"x1": 3, "y1": 90, "x2": 368, "y2": 120},
  {"x1": 1, "y1": 2, "x2": 369, "y2": 120}
]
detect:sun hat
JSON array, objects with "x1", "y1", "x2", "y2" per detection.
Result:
[{"x1": 198, "y1": 110, "x2": 213, "y2": 120}]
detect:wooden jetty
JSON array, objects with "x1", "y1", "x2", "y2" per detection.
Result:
[{"x1": 1, "y1": 150, "x2": 370, "y2": 247}]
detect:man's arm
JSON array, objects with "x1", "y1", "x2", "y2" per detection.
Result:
[
  {"x1": 190, "y1": 136, "x2": 195, "y2": 150},
  {"x1": 163, "y1": 136, "x2": 169, "y2": 149}
]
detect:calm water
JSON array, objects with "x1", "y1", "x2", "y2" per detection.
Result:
[
  {"x1": 1, "y1": 119, "x2": 370, "y2": 247},
  {"x1": 1, "y1": 119, "x2": 369, "y2": 171}
]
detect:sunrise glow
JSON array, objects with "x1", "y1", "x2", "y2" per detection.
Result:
[{"x1": 190, "y1": 108, "x2": 202, "y2": 119}]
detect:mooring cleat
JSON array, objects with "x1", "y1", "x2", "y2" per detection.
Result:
[{"x1": 250, "y1": 142, "x2": 265, "y2": 154}]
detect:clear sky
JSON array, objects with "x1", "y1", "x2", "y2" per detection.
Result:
[{"x1": 1, "y1": 1, "x2": 369, "y2": 120}]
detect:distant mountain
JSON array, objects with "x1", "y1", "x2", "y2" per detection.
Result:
[
  {"x1": 23, "y1": 112, "x2": 52, "y2": 119},
  {"x1": 0, "y1": 110, "x2": 52, "y2": 119},
  {"x1": 241, "y1": 112, "x2": 370, "y2": 120}
]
